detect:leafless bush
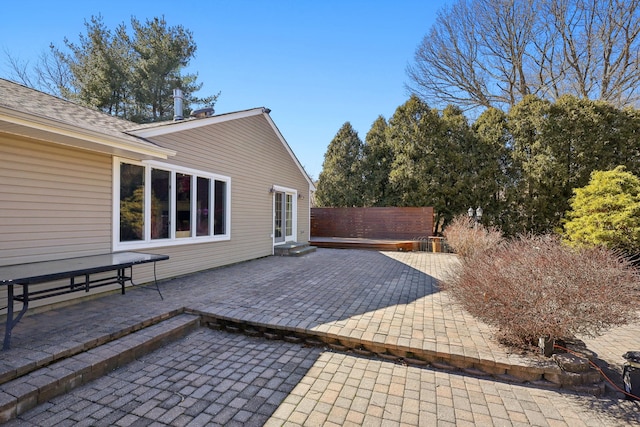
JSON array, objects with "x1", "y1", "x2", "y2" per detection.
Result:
[
  {"x1": 442, "y1": 234, "x2": 640, "y2": 350},
  {"x1": 443, "y1": 215, "x2": 504, "y2": 258}
]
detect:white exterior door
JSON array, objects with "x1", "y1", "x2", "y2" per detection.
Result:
[{"x1": 273, "y1": 188, "x2": 296, "y2": 244}]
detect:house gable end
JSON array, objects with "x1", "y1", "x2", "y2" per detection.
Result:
[{"x1": 129, "y1": 109, "x2": 315, "y2": 190}]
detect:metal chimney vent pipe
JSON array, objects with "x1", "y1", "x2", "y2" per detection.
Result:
[{"x1": 173, "y1": 88, "x2": 184, "y2": 121}]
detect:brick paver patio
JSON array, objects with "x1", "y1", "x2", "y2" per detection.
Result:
[{"x1": 1, "y1": 248, "x2": 640, "y2": 425}]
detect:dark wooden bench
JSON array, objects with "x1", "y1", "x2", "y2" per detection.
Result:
[{"x1": 0, "y1": 251, "x2": 169, "y2": 350}]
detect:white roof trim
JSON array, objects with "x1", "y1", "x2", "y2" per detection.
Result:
[
  {"x1": 0, "y1": 107, "x2": 176, "y2": 160},
  {"x1": 128, "y1": 108, "x2": 266, "y2": 138},
  {"x1": 262, "y1": 113, "x2": 316, "y2": 191}
]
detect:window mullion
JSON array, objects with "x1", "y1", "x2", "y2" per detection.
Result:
[
  {"x1": 170, "y1": 172, "x2": 176, "y2": 239},
  {"x1": 144, "y1": 166, "x2": 151, "y2": 242},
  {"x1": 191, "y1": 175, "x2": 197, "y2": 238},
  {"x1": 209, "y1": 179, "x2": 214, "y2": 236}
]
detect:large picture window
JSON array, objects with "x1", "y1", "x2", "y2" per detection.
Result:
[{"x1": 114, "y1": 159, "x2": 230, "y2": 249}]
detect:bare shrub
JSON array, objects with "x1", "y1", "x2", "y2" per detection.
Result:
[
  {"x1": 442, "y1": 234, "x2": 640, "y2": 350},
  {"x1": 443, "y1": 214, "x2": 504, "y2": 258}
]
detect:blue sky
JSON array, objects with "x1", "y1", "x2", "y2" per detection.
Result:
[{"x1": 0, "y1": 1, "x2": 447, "y2": 180}]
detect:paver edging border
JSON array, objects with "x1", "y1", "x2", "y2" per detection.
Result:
[
  {"x1": 193, "y1": 311, "x2": 606, "y2": 396},
  {"x1": 0, "y1": 308, "x2": 611, "y2": 423}
]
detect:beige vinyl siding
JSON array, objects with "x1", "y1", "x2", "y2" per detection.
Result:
[
  {"x1": 0, "y1": 112, "x2": 311, "y2": 313},
  {"x1": 0, "y1": 134, "x2": 114, "y2": 310},
  {"x1": 137, "y1": 114, "x2": 311, "y2": 280},
  {"x1": 0, "y1": 135, "x2": 112, "y2": 263}
]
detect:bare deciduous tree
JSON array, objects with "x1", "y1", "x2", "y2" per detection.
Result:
[
  {"x1": 545, "y1": 0, "x2": 640, "y2": 105},
  {"x1": 3, "y1": 47, "x2": 71, "y2": 97},
  {"x1": 407, "y1": 1, "x2": 493, "y2": 110},
  {"x1": 407, "y1": 0, "x2": 640, "y2": 111}
]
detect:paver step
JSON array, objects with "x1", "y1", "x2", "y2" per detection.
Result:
[
  {"x1": 274, "y1": 242, "x2": 316, "y2": 256},
  {"x1": 0, "y1": 313, "x2": 199, "y2": 423},
  {"x1": 0, "y1": 308, "x2": 185, "y2": 387},
  {"x1": 289, "y1": 246, "x2": 317, "y2": 257}
]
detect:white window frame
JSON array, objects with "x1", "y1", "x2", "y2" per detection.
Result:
[{"x1": 113, "y1": 157, "x2": 231, "y2": 251}]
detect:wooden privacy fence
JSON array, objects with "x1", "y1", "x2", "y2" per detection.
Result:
[{"x1": 310, "y1": 207, "x2": 434, "y2": 240}]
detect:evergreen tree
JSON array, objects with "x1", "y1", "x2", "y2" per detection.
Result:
[
  {"x1": 129, "y1": 17, "x2": 215, "y2": 122},
  {"x1": 361, "y1": 116, "x2": 395, "y2": 206},
  {"x1": 546, "y1": 96, "x2": 640, "y2": 185},
  {"x1": 563, "y1": 166, "x2": 640, "y2": 254},
  {"x1": 315, "y1": 122, "x2": 364, "y2": 207},
  {"x1": 504, "y1": 94, "x2": 640, "y2": 235},
  {"x1": 507, "y1": 95, "x2": 558, "y2": 234},
  {"x1": 386, "y1": 97, "x2": 480, "y2": 232},
  {"x1": 314, "y1": 95, "x2": 640, "y2": 237},
  {"x1": 35, "y1": 15, "x2": 218, "y2": 123},
  {"x1": 431, "y1": 105, "x2": 478, "y2": 231},
  {"x1": 472, "y1": 107, "x2": 512, "y2": 232},
  {"x1": 52, "y1": 16, "x2": 132, "y2": 115},
  {"x1": 387, "y1": 96, "x2": 440, "y2": 207}
]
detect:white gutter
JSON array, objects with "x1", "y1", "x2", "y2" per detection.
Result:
[{"x1": 0, "y1": 108, "x2": 176, "y2": 160}]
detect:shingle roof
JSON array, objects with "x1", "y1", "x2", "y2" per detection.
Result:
[
  {"x1": 1, "y1": 79, "x2": 258, "y2": 141},
  {"x1": 0, "y1": 78, "x2": 148, "y2": 140},
  {"x1": 0, "y1": 79, "x2": 313, "y2": 187}
]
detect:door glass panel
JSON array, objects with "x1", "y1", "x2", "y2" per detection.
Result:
[
  {"x1": 285, "y1": 194, "x2": 293, "y2": 237},
  {"x1": 274, "y1": 192, "x2": 283, "y2": 242}
]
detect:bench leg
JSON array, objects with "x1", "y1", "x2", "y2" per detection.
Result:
[
  {"x1": 152, "y1": 262, "x2": 163, "y2": 300},
  {"x1": 118, "y1": 268, "x2": 126, "y2": 294},
  {"x1": 3, "y1": 284, "x2": 29, "y2": 351}
]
